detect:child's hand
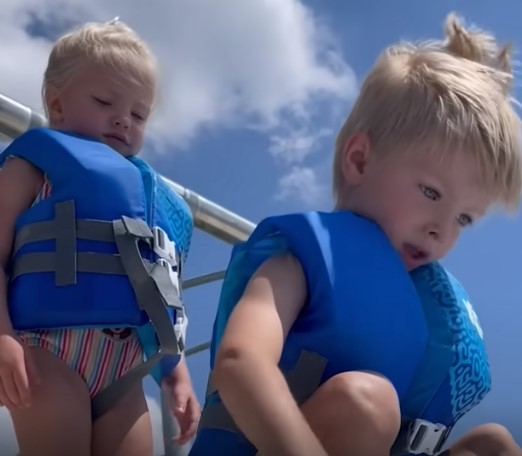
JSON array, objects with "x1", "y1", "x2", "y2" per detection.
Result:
[
  {"x1": 163, "y1": 375, "x2": 201, "y2": 445},
  {"x1": 0, "y1": 334, "x2": 40, "y2": 409}
]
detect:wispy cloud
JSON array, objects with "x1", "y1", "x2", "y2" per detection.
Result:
[
  {"x1": 275, "y1": 165, "x2": 330, "y2": 207},
  {"x1": 269, "y1": 127, "x2": 333, "y2": 165},
  {"x1": 0, "y1": 0, "x2": 357, "y2": 204},
  {"x1": 0, "y1": 0, "x2": 356, "y2": 150}
]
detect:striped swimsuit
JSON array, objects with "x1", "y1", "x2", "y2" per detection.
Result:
[{"x1": 17, "y1": 178, "x2": 144, "y2": 398}]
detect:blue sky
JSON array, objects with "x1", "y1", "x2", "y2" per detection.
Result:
[{"x1": 1, "y1": 0, "x2": 522, "y2": 453}]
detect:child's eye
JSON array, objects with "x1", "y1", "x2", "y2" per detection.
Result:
[
  {"x1": 132, "y1": 112, "x2": 145, "y2": 121},
  {"x1": 419, "y1": 184, "x2": 440, "y2": 201},
  {"x1": 92, "y1": 96, "x2": 111, "y2": 106},
  {"x1": 457, "y1": 214, "x2": 473, "y2": 227}
]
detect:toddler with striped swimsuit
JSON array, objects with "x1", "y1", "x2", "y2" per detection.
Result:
[{"x1": 0, "y1": 20, "x2": 199, "y2": 456}]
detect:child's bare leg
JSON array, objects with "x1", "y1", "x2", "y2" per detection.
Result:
[
  {"x1": 441, "y1": 423, "x2": 522, "y2": 456},
  {"x1": 9, "y1": 346, "x2": 92, "y2": 456},
  {"x1": 91, "y1": 382, "x2": 152, "y2": 456},
  {"x1": 300, "y1": 371, "x2": 401, "y2": 456}
]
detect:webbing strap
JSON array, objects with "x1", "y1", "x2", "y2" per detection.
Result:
[
  {"x1": 285, "y1": 351, "x2": 327, "y2": 404},
  {"x1": 113, "y1": 217, "x2": 183, "y2": 353},
  {"x1": 91, "y1": 217, "x2": 184, "y2": 419},
  {"x1": 12, "y1": 252, "x2": 128, "y2": 278},
  {"x1": 54, "y1": 201, "x2": 77, "y2": 285},
  {"x1": 91, "y1": 352, "x2": 162, "y2": 419},
  {"x1": 198, "y1": 351, "x2": 327, "y2": 434},
  {"x1": 391, "y1": 419, "x2": 418, "y2": 456},
  {"x1": 11, "y1": 198, "x2": 139, "y2": 283},
  {"x1": 13, "y1": 215, "x2": 118, "y2": 254}
]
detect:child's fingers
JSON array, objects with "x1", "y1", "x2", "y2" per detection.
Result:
[
  {"x1": 170, "y1": 389, "x2": 188, "y2": 415},
  {"x1": 174, "y1": 396, "x2": 200, "y2": 444},
  {"x1": 13, "y1": 360, "x2": 31, "y2": 407},
  {"x1": 1, "y1": 371, "x2": 21, "y2": 407}
]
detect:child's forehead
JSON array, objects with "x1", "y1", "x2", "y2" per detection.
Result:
[
  {"x1": 386, "y1": 149, "x2": 493, "y2": 208},
  {"x1": 90, "y1": 72, "x2": 149, "y2": 93},
  {"x1": 74, "y1": 64, "x2": 155, "y2": 107},
  {"x1": 402, "y1": 147, "x2": 492, "y2": 188},
  {"x1": 390, "y1": 140, "x2": 479, "y2": 169},
  {"x1": 382, "y1": 145, "x2": 488, "y2": 184},
  {"x1": 97, "y1": 65, "x2": 152, "y2": 86},
  {"x1": 75, "y1": 60, "x2": 155, "y2": 89}
]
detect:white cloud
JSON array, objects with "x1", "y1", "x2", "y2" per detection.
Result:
[
  {"x1": 276, "y1": 165, "x2": 329, "y2": 207},
  {"x1": 0, "y1": 0, "x2": 356, "y2": 201},
  {"x1": 269, "y1": 127, "x2": 332, "y2": 165}
]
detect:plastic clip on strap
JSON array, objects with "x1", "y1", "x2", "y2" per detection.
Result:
[{"x1": 391, "y1": 419, "x2": 450, "y2": 456}]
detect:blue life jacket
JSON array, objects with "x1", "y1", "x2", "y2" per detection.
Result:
[
  {"x1": 190, "y1": 211, "x2": 491, "y2": 456},
  {"x1": 0, "y1": 127, "x2": 193, "y2": 418}
]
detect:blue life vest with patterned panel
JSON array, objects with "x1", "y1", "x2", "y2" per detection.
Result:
[
  {"x1": 0, "y1": 127, "x2": 193, "y2": 386},
  {"x1": 190, "y1": 211, "x2": 491, "y2": 456}
]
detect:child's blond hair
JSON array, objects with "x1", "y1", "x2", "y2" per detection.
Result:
[
  {"x1": 333, "y1": 13, "x2": 522, "y2": 210},
  {"x1": 42, "y1": 19, "x2": 157, "y2": 114}
]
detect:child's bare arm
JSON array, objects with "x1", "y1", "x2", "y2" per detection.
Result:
[
  {"x1": 213, "y1": 253, "x2": 328, "y2": 456},
  {"x1": 0, "y1": 157, "x2": 44, "y2": 334},
  {"x1": 0, "y1": 156, "x2": 44, "y2": 407}
]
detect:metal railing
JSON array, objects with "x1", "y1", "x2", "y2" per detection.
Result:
[{"x1": 0, "y1": 92, "x2": 256, "y2": 456}]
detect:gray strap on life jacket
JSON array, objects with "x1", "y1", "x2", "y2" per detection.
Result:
[
  {"x1": 11, "y1": 200, "x2": 185, "y2": 419},
  {"x1": 198, "y1": 351, "x2": 327, "y2": 435}
]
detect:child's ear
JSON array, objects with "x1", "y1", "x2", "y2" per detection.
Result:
[
  {"x1": 45, "y1": 87, "x2": 64, "y2": 125},
  {"x1": 341, "y1": 132, "x2": 371, "y2": 186}
]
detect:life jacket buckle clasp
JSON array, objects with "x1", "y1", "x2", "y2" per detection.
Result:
[
  {"x1": 157, "y1": 258, "x2": 180, "y2": 296},
  {"x1": 174, "y1": 314, "x2": 188, "y2": 350},
  {"x1": 151, "y1": 226, "x2": 177, "y2": 268},
  {"x1": 407, "y1": 419, "x2": 449, "y2": 455}
]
